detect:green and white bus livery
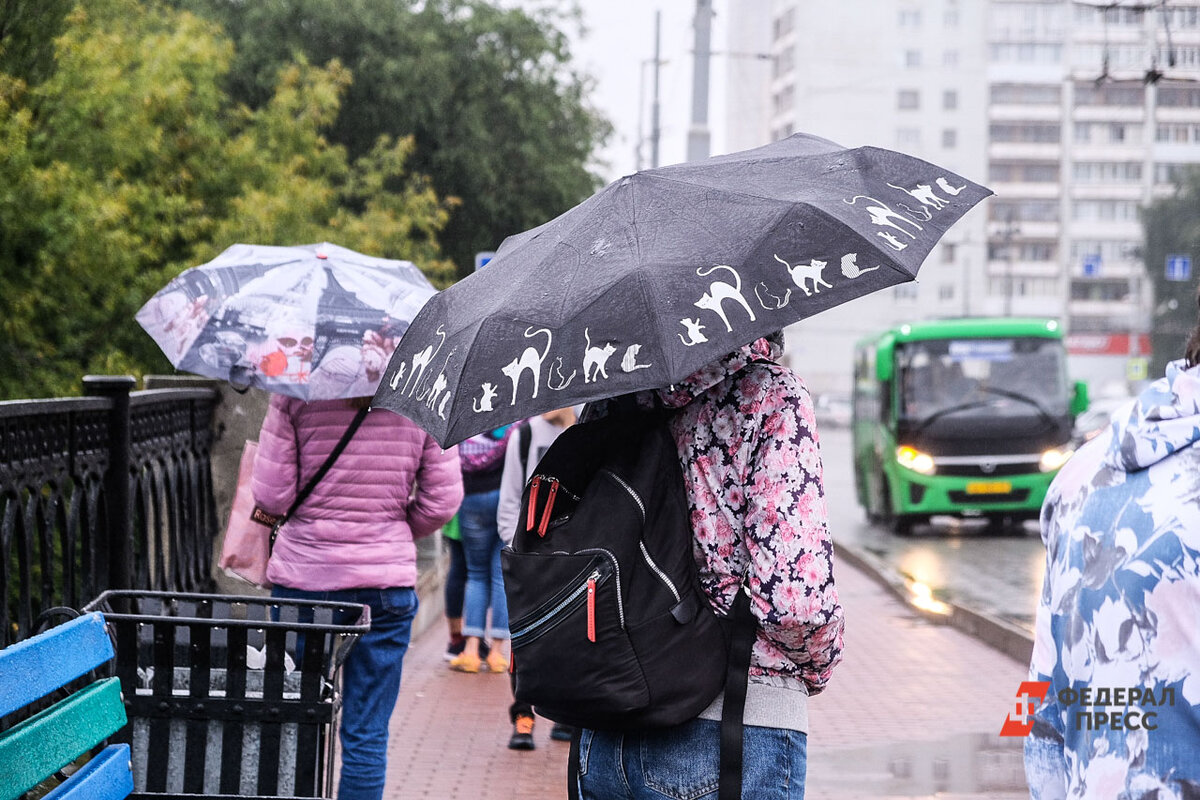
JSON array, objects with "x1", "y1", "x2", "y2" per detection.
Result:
[{"x1": 851, "y1": 317, "x2": 1089, "y2": 534}]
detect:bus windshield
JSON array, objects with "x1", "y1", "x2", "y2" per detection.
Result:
[{"x1": 896, "y1": 337, "x2": 1068, "y2": 422}]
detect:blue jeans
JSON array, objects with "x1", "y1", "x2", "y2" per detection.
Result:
[
  {"x1": 577, "y1": 718, "x2": 808, "y2": 800},
  {"x1": 459, "y1": 489, "x2": 508, "y2": 639},
  {"x1": 272, "y1": 585, "x2": 418, "y2": 800}
]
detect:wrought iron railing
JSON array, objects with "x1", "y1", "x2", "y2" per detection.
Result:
[{"x1": 1, "y1": 377, "x2": 219, "y2": 646}]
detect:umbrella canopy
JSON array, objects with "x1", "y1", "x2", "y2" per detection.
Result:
[
  {"x1": 372, "y1": 132, "x2": 992, "y2": 446},
  {"x1": 138, "y1": 242, "x2": 435, "y2": 400}
]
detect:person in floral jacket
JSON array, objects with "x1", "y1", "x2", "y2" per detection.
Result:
[
  {"x1": 1026, "y1": 296, "x2": 1200, "y2": 797},
  {"x1": 577, "y1": 333, "x2": 844, "y2": 800}
]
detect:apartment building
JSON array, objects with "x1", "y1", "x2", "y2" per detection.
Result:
[{"x1": 725, "y1": 0, "x2": 1200, "y2": 392}]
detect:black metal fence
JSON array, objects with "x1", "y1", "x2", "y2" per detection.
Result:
[{"x1": 1, "y1": 376, "x2": 219, "y2": 647}]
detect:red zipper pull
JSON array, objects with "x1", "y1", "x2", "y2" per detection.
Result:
[
  {"x1": 526, "y1": 477, "x2": 542, "y2": 532},
  {"x1": 587, "y1": 575, "x2": 597, "y2": 643},
  {"x1": 537, "y1": 479, "x2": 559, "y2": 537},
  {"x1": 509, "y1": 651, "x2": 515, "y2": 674}
]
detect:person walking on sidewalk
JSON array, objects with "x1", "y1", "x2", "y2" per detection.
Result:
[
  {"x1": 575, "y1": 333, "x2": 844, "y2": 799},
  {"x1": 252, "y1": 395, "x2": 463, "y2": 800},
  {"x1": 497, "y1": 406, "x2": 579, "y2": 750},
  {"x1": 1025, "y1": 288, "x2": 1200, "y2": 797},
  {"x1": 451, "y1": 425, "x2": 514, "y2": 674}
]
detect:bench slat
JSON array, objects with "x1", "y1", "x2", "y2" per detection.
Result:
[
  {"x1": 0, "y1": 612, "x2": 115, "y2": 718},
  {"x1": 0, "y1": 676, "x2": 127, "y2": 800},
  {"x1": 41, "y1": 743, "x2": 134, "y2": 800}
]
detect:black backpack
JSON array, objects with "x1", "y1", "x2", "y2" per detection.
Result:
[{"x1": 501, "y1": 403, "x2": 756, "y2": 798}]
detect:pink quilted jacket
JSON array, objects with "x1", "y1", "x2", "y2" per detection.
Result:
[{"x1": 252, "y1": 395, "x2": 463, "y2": 591}]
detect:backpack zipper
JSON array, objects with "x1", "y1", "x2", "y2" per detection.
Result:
[
  {"x1": 575, "y1": 548, "x2": 625, "y2": 628},
  {"x1": 601, "y1": 470, "x2": 681, "y2": 604},
  {"x1": 638, "y1": 541, "x2": 681, "y2": 604},
  {"x1": 510, "y1": 567, "x2": 604, "y2": 647}
]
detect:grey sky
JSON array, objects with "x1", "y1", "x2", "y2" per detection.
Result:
[{"x1": 507, "y1": 1, "x2": 728, "y2": 183}]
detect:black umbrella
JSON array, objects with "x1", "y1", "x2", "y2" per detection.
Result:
[{"x1": 372, "y1": 132, "x2": 991, "y2": 446}]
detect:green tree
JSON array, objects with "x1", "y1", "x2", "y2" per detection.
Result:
[
  {"x1": 173, "y1": 0, "x2": 611, "y2": 277},
  {"x1": 1142, "y1": 167, "x2": 1200, "y2": 378},
  {"x1": 0, "y1": 0, "x2": 455, "y2": 400}
]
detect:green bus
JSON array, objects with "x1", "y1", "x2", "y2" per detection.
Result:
[{"x1": 851, "y1": 317, "x2": 1089, "y2": 534}]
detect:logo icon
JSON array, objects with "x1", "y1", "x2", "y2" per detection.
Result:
[{"x1": 1000, "y1": 681, "x2": 1051, "y2": 737}]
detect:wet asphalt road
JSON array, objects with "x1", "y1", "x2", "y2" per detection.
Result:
[{"x1": 817, "y1": 426, "x2": 1046, "y2": 633}]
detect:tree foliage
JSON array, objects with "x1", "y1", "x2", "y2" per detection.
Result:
[
  {"x1": 1142, "y1": 167, "x2": 1200, "y2": 378},
  {"x1": 172, "y1": 0, "x2": 611, "y2": 277},
  {"x1": 0, "y1": 0, "x2": 456, "y2": 400}
]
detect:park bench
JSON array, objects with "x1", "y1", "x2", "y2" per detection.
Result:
[{"x1": 0, "y1": 611, "x2": 134, "y2": 800}]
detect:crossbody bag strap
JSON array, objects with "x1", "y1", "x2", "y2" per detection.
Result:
[
  {"x1": 269, "y1": 406, "x2": 370, "y2": 551},
  {"x1": 718, "y1": 586, "x2": 756, "y2": 800}
]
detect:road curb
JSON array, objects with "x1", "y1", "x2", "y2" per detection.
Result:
[{"x1": 834, "y1": 541, "x2": 1034, "y2": 665}]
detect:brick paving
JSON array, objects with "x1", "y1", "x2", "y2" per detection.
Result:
[{"x1": 381, "y1": 557, "x2": 1032, "y2": 799}]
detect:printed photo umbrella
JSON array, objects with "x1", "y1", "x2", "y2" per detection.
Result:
[
  {"x1": 138, "y1": 242, "x2": 436, "y2": 401},
  {"x1": 371, "y1": 132, "x2": 992, "y2": 446}
]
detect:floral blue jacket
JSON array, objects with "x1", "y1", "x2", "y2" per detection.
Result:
[{"x1": 1026, "y1": 360, "x2": 1200, "y2": 798}]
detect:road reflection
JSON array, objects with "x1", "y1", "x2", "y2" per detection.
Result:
[
  {"x1": 808, "y1": 733, "x2": 1028, "y2": 798},
  {"x1": 819, "y1": 427, "x2": 1046, "y2": 632}
]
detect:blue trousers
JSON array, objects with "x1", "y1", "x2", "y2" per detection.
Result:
[
  {"x1": 577, "y1": 718, "x2": 808, "y2": 800},
  {"x1": 458, "y1": 489, "x2": 509, "y2": 638},
  {"x1": 442, "y1": 532, "x2": 467, "y2": 619},
  {"x1": 272, "y1": 585, "x2": 418, "y2": 800}
]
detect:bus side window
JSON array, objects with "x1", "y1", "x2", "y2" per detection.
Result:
[{"x1": 879, "y1": 380, "x2": 892, "y2": 422}]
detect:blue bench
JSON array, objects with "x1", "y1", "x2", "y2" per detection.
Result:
[{"x1": 0, "y1": 612, "x2": 133, "y2": 800}]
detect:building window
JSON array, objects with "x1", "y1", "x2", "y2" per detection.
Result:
[
  {"x1": 897, "y1": 127, "x2": 921, "y2": 147},
  {"x1": 944, "y1": 50, "x2": 960, "y2": 67},
  {"x1": 942, "y1": 128, "x2": 958, "y2": 148},
  {"x1": 943, "y1": 89, "x2": 958, "y2": 110},
  {"x1": 991, "y1": 122, "x2": 1061, "y2": 143},
  {"x1": 898, "y1": 89, "x2": 920, "y2": 110},
  {"x1": 944, "y1": 9, "x2": 960, "y2": 27},
  {"x1": 942, "y1": 243, "x2": 957, "y2": 263},
  {"x1": 895, "y1": 283, "x2": 919, "y2": 301},
  {"x1": 904, "y1": 49, "x2": 922, "y2": 68},
  {"x1": 938, "y1": 284, "x2": 956, "y2": 302},
  {"x1": 1072, "y1": 200, "x2": 1140, "y2": 222},
  {"x1": 1072, "y1": 162, "x2": 1143, "y2": 182},
  {"x1": 990, "y1": 83, "x2": 1061, "y2": 104},
  {"x1": 989, "y1": 162, "x2": 1060, "y2": 182},
  {"x1": 1159, "y1": 87, "x2": 1200, "y2": 108},
  {"x1": 1074, "y1": 83, "x2": 1144, "y2": 106},
  {"x1": 899, "y1": 9, "x2": 922, "y2": 26}
]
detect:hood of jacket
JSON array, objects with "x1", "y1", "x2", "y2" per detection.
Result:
[
  {"x1": 656, "y1": 335, "x2": 783, "y2": 409},
  {"x1": 1105, "y1": 359, "x2": 1200, "y2": 472}
]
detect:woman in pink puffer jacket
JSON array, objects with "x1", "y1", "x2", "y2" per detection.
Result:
[{"x1": 253, "y1": 395, "x2": 463, "y2": 800}]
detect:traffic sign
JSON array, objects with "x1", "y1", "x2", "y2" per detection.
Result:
[
  {"x1": 1082, "y1": 253, "x2": 1101, "y2": 277},
  {"x1": 1166, "y1": 254, "x2": 1191, "y2": 282},
  {"x1": 474, "y1": 251, "x2": 496, "y2": 271}
]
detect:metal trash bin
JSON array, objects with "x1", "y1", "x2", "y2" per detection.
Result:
[{"x1": 83, "y1": 590, "x2": 370, "y2": 799}]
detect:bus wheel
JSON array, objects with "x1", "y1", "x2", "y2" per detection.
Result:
[
  {"x1": 985, "y1": 513, "x2": 1015, "y2": 533},
  {"x1": 891, "y1": 514, "x2": 918, "y2": 536}
]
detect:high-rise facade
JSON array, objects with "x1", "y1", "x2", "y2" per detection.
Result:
[{"x1": 725, "y1": 0, "x2": 1200, "y2": 392}]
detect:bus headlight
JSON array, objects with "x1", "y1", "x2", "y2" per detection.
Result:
[
  {"x1": 896, "y1": 445, "x2": 936, "y2": 475},
  {"x1": 1040, "y1": 447, "x2": 1073, "y2": 472}
]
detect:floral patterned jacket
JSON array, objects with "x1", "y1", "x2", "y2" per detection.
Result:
[
  {"x1": 645, "y1": 337, "x2": 844, "y2": 694},
  {"x1": 1026, "y1": 360, "x2": 1200, "y2": 798}
]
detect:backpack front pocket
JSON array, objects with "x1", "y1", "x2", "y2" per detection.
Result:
[{"x1": 503, "y1": 550, "x2": 650, "y2": 724}]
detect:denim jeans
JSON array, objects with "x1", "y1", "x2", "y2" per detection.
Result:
[
  {"x1": 577, "y1": 718, "x2": 808, "y2": 800},
  {"x1": 458, "y1": 489, "x2": 509, "y2": 639},
  {"x1": 271, "y1": 585, "x2": 418, "y2": 800}
]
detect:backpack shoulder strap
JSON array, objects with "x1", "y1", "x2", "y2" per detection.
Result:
[{"x1": 518, "y1": 421, "x2": 532, "y2": 475}]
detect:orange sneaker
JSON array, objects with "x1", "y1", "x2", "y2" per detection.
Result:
[{"x1": 449, "y1": 651, "x2": 482, "y2": 673}]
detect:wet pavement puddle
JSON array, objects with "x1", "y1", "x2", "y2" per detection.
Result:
[{"x1": 808, "y1": 732, "x2": 1028, "y2": 798}]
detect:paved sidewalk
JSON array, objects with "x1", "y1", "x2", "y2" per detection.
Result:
[{"x1": 382, "y1": 557, "x2": 1032, "y2": 799}]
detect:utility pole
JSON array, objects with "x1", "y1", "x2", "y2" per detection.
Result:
[
  {"x1": 687, "y1": 0, "x2": 715, "y2": 162},
  {"x1": 651, "y1": 10, "x2": 662, "y2": 168},
  {"x1": 1002, "y1": 209, "x2": 1019, "y2": 317}
]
